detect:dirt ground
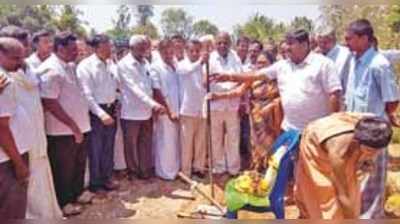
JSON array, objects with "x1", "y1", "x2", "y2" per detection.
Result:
[{"x1": 72, "y1": 144, "x2": 400, "y2": 220}]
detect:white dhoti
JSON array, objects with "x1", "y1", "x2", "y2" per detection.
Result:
[
  {"x1": 113, "y1": 119, "x2": 127, "y2": 170},
  {"x1": 26, "y1": 154, "x2": 63, "y2": 218},
  {"x1": 153, "y1": 115, "x2": 181, "y2": 180}
]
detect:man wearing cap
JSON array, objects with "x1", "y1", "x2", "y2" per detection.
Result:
[
  {"x1": 118, "y1": 35, "x2": 166, "y2": 180},
  {"x1": 295, "y1": 112, "x2": 393, "y2": 219}
]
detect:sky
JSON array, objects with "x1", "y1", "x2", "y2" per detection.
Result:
[{"x1": 78, "y1": 4, "x2": 322, "y2": 34}]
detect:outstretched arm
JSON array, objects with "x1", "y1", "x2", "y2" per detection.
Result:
[
  {"x1": 207, "y1": 82, "x2": 251, "y2": 101},
  {"x1": 210, "y1": 70, "x2": 268, "y2": 83}
]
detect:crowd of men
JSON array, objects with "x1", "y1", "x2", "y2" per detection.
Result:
[{"x1": 0, "y1": 17, "x2": 399, "y2": 219}]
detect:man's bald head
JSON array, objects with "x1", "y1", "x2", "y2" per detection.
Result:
[
  {"x1": 0, "y1": 37, "x2": 25, "y2": 72},
  {"x1": 215, "y1": 31, "x2": 231, "y2": 58},
  {"x1": 0, "y1": 37, "x2": 25, "y2": 53}
]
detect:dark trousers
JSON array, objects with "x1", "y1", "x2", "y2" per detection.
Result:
[
  {"x1": 121, "y1": 119, "x2": 153, "y2": 178},
  {"x1": 240, "y1": 113, "x2": 251, "y2": 154},
  {"x1": 0, "y1": 153, "x2": 29, "y2": 219},
  {"x1": 47, "y1": 134, "x2": 88, "y2": 208},
  {"x1": 88, "y1": 107, "x2": 117, "y2": 191}
]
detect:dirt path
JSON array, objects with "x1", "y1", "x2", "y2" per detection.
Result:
[{"x1": 72, "y1": 144, "x2": 400, "y2": 219}]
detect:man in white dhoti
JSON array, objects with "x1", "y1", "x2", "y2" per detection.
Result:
[
  {"x1": 0, "y1": 26, "x2": 62, "y2": 218},
  {"x1": 150, "y1": 39, "x2": 181, "y2": 180}
]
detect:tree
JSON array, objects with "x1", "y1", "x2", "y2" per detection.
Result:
[
  {"x1": 107, "y1": 5, "x2": 133, "y2": 40},
  {"x1": 234, "y1": 13, "x2": 287, "y2": 41},
  {"x1": 192, "y1": 19, "x2": 219, "y2": 37},
  {"x1": 134, "y1": 5, "x2": 154, "y2": 26},
  {"x1": 160, "y1": 8, "x2": 193, "y2": 38},
  {"x1": 319, "y1": 5, "x2": 400, "y2": 49},
  {"x1": 55, "y1": 5, "x2": 87, "y2": 37},
  {"x1": 132, "y1": 22, "x2": 159, "y2": 39},
  {"x1": 0, "y1": 5, "x2": 57, "y2": 33},
  {"x1": 388, "y1": 5, "x2": 400, "y2": 33},
  {"x1": 289, "y1": 16, "x2": 314, "y2": 33}
]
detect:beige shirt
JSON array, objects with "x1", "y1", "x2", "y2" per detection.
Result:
[{"x1": 39, "y1": 54, "x2": 91, "y2": 136}]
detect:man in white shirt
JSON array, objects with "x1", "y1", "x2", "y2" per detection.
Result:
[
  {"x1": 39, "y1": 32, "x2": 90, "y2": 213},
  {"x1": 211, "y1": 29, "x2": 342, "y2": 132},
  {"x1": 151, "y1": 39, "x2": 182, "y2": 180},
  {"x1": 317, "y1": 27, "x2": 352, "y2": 95},
  {"x1": 77, "y1": 34, "x2": 119, "y2": 192},
  {"x1": 208, "y1": 32, "x2": 244, "y2": 176},
  {"x1": 0, "y1": 37, "x2": 31, "y2": 219},
  {"x1": 177, "y1": 39, "x2": 208, "y2": 178},
  {"x1": 118, "y1": 35, "x2": 165, "y2": 180},
  {"x1": 246, "y1": 40, "x2": 263, "y2": 71},
  {"x1": 0, "y1": 27, "x2": 63, "y2": 218},
  {"x1": 25, "y1": 30, "x2": 53, "y2": 71},
  {"x1": 172, "y1": 34, "x2": 186, "y2": 62}
]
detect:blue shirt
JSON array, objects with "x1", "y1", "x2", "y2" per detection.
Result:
[
  {"x1": 345, "y1": 47, "x2": 400, "y2": 118},
  {"x1": 326, "y1": 44, "x2": 352, "y2": 94}
]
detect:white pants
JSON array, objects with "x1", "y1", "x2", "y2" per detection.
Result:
[
  {"x1": 180, "y1": 115, "x2": 206, "y2": 176},
  {"x1": 210, "y1": 111, "x2": 240, "y2": 175},
  {"x1": 153, "y1": 115, "x2": 181, "y2": 180}
]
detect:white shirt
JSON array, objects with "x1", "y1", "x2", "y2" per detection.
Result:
[
  {"x1": 25, "y1": 52, "x2": 43, "y2": 70},
  {"x1": 118, "y1": 53, "x2": 157, "y2": 120},
  {"x1": 209, "y1": 50, "x2": 243, "y2": 112},
  {"x1": 0, "y1": 67, "x2": 33, "y2": 163},
  {"x1": 39, "y1": 54, "x2": 91, "y2": 136},
  {"x1": 326, "y1": 44, "x2": 352, "y2": 94},
  {"x1": 77, "y1": 54, "x2": 118, "y2": 118},
  {"x1": 380, "y1": 49, "x2": 400, "y2": 65},
  {"x1": 150, "y1": 59, "x2": 180, "y2": 116},
  {"x1": 177, "y1": 58, "x2": 207, "y2": 117},
  {"x1": 257, "y1": 52, "x2": 342, "y2": 131}
]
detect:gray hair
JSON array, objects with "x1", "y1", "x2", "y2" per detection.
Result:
[
  {"x1": 316, "y1": 26, "x2": 336, "y2": 40},
  {"x1": 129, "y1": 35, "x2": 147, "y2": 47},
  {"x1": 199, "y1": 34, "x2": 214, "y2": 43}
]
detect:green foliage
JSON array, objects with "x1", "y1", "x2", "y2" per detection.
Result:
[
  {"x1": 392, "y1": 127, "x2": 400, "y2": 144},
  {"x1": 192, "y1": 19, "x2": 219, "y2": 37},
  {"x1": 289, "y1": 16, "x2": 314, "y2": 33},
  {"x1": 234, "y1": 13, "x2": 287, "y2": 42},
  {"x1": 319, "y1": 5, "x2": 400, "y2": 49},
  {"x1": 54, "y1": 5, "x2": 87, "y2": 37},
  {"x1": 135, "y1": 5, "x2": 154, "y2": 26},
  {"x1": 132, "y1": 22, "x2": 159, "y2": 39},
  {"x1": 0, "y1": 5, "x2": 57, "y2": 33},
  {"x1": 107, "y1": 5, "x2": 133, "y2": 40},
  {"x1": 160, "y1": 7, "x2": 193, "y2": 38}
]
